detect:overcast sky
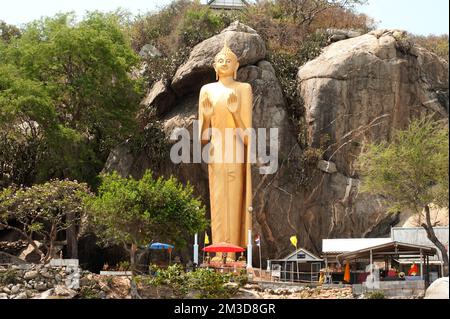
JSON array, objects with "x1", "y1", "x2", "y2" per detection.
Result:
[
  {"x1": 358, "y1": 0, "x2": 449, "y2": 35},
  {"x1": 0, "y1": 0, "x2": 448, "y2": 36}
]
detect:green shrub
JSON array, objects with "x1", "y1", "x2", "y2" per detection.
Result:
[
  {"x1": 141, "y1": 264, "x2": 238, "y2": 299},
  {"x1": 232, "y1": 269, "x2": 249, "y2": 287},
  {"x1": 77, "y1": 286, "x2": 101, "y2": 299},
  {"x1": 118, "y1": 261, "x2": 130, "y2": 271},
  {"x1": 177, "y1": 5, "x2": 225, "y2": 47},
  {"x1": 366, "y1": 290, "x2": 385, "y2": 299},
  {"x1": 187, "y1": 268, "x2": 233, "y2": 299},
  {"x1": 0, "y1": 269, "x2": 19, "y2": 285}
]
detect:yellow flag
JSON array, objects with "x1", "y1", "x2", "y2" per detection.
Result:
[
  {"x1": 204, "y1": 232, "x2": 210, "y2": 245},
  {"x1": 290, "y1": 235, "x2": 298, "y2": 248}
]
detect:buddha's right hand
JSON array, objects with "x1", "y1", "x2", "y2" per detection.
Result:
[{"x1": 202, "y1": 92, "x2": 213, "y2": 119}]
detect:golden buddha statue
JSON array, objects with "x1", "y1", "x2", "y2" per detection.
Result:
[{"x1": 198, "y1": 39, "x2": 253, "y2": 258}]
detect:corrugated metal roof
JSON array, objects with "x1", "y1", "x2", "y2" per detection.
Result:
[
  {"x1": 391, "y1": 226, "x2": 449, "y2": 260},
  {"x1": 322, "y1": 238, "x2": 392, "y2": 254},
  {"x1": 208, "y1": 0, "x2": 248, "y2": 9}
]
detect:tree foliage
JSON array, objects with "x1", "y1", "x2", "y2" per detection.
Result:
[
  {"x1": 85, "y1": 170, "x2": 208, "y2": 271},
  {"x1": 358, "y1": 117, "x2": 449, "y2": 213},
  {"x1": 357, "y1": 116, "x2": 449, "y2": 273},
  {"x1": 0, "y1": 12, "x2": 142, "y2": 188},
  {"x1": 0, "y1": 20, "x2": 21, "y2": 43},
  {"x1": 0, "y1": 179, "x2": 92, "y2": 263},
  {"x1": 412, "y1": 34, "x2": 449, "y2": 63}
]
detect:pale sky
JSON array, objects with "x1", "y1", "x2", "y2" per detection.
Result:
[
  {"x1": 0, "y1": 0, "x2": 448, "y2": 35},
  {"x1": 359, "y1": 0, "x2": 449, "y2": 35}
]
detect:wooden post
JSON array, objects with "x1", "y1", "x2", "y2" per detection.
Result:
[
  {"x1": 258, "y1": 243, "x2": 262, "y2": 278},
  {"x1": 66, "y1": 211, "x2": 78, "y2": 259},
  {"x1": 284, "y1": 261, "x2": 287, "y2": 282},
  {"x1": 420, "y1": 249, "x2": 423, "y2": 280}
]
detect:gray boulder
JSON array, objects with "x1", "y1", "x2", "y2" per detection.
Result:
[
  {"x1": 171, "y1": 21, "x2": 266, "y2": 96},
  {"x1": 141, "y1": 79, "x2": 176, "y2": 116},
  {"x1": 425, "y1": 277, "x2": 449, "y2": 299}
]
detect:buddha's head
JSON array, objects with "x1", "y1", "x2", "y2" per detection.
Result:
[{"x1": 214, "y1": 39, "x2": 239, "y2": 80}]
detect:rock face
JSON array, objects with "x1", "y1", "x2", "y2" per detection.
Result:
[
  {"x1": 141, "y1": 79, "x2": 176, "y2": 116},
  {"x1": 299, "y1": 29, "x2": 448, "y2": 176},
  {"x1": 171, "y1": 21, "x2": 266, "y2": 96},
  {"x1": 105, "y1": 25, "x2": 449, "y2": 265}
]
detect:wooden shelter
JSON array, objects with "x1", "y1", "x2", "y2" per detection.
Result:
[
  {"x1": 337, "y1": 241, "x2": 437, "y2": 286},
  {"x1": 268, "y1": 248, "x2": 323, "y2": 283}
]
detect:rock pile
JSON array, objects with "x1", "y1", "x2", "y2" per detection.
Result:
[
  {"x1": 0, "y1": 264, "x2": 78, "y2": 299},
  {"x1": 0, "y1": 263, "x2": 133, "y2": 299},
  {"x1": 241, "y1": 284, "x2": 354, "y2": 299}
]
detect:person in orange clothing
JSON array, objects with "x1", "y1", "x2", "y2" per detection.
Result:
[{"x1": 408, "y1": 262, "x2": 419, "y2": 276}]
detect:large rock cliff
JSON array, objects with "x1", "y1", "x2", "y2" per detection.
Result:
[{"x1": 105, "y1": 24, "x2": 449, "y2": 265}]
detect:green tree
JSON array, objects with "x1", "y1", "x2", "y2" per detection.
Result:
[
  {"x1": 271, "y1": 0, "x2": 368, "y2": 25},
  {"x1": 86, "y1": 170, "x2": 208, "y2": 274},
  {"x1": 357, "y1": 117, "x2": 449, "y2": 275},
  {"x1": 0, "y1": 12, "x2": 142, "y2": 187},
  {"x1": 0, "y1": 180, "x2": 92, "y2": 263},
  {"x1": 0, "y1": 20, "x2": 21, "y2": 43},
  {"x1": 0, "y1": 63, "x2": 59, "y2": 187}
]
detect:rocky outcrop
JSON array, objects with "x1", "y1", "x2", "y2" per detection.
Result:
[
  {"x1": 326, "y1": 28, "x2": 362, "y2": 43},
  {"x1": 141, "y1": 79, "x2": 176, "y2": 116},
  {"x1": 104, "y1": 25, "x2": 449, "y2": 265},
  {"x1": 299, "y1": 29, "x2": 448, "y2": 176},
  {"x1": 171, "y1": 21, "x2": 267, "y2": 96},
  {"x1": 295, "y1": 29, "x2": 448, "y2": 254}
]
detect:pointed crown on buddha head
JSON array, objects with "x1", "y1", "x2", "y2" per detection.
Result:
[{"x1": 214, "y1": 38, "x2": 238, "y2": 63}]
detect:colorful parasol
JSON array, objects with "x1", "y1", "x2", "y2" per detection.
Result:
[{"x1": 202, "y1": 242, "x2": 245, "y2": 253}]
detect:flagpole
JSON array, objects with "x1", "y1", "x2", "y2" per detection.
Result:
[
  {"x1": 259, "y1": 241, "x2": 262, "y2": 278},
  {"x1": 194, "y1": 233, "x2": 199, "y2": 266},
  {"x1": 296, "y1": 244, "x2": 299, "y2": 282},
  {"x1": 203, "y1": 234, "x2": 206, "y2": 264}
]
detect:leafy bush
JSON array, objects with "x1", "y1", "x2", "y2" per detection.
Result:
[
  {"x1": 177, "y1": 5, "x2": 225, "y2": 47},
  {"x1": 187, "y1": 268, "x2": 233, "y2": 299},
  {"x1": 0, "y1": 269, "x2": 20, "y2": 285},
  {"x1": 366, "y1": 290, "x2": 385, "y2": 299},
  {"x1": 77, "y1": 286, "x2": 101, "y2": 299},
  {"x1": 232, "y1": 269, "x2": 249, "y2": 287},
  {"x1": 141, "y1": 264, "x2": 241, "y2": 299}
]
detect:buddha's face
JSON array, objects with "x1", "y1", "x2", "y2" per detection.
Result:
[{"x1": 214, "y1": 53, "x2": 239, "y2": 78}]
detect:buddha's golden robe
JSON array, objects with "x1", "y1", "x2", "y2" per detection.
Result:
[{"x1": 198, "y1": 82, "x2": 253, "y2": 248}]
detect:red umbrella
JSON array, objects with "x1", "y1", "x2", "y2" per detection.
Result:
[{"x1": 202, "y1": 242, "x2": 245, "y2": 253}]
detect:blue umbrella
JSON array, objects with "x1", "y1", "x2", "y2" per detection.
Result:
[
  {"x1": 148, "y1": 242, "x2": 174, "y2": 265},
  {"x1": 148, "y1": 242, "x2": 174, "y2": 250}
]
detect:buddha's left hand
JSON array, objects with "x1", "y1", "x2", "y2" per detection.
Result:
[{"x1": 227, "y1": 89, "x2": 240, "y2": 115}]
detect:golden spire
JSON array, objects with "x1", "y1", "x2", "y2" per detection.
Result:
[{"x1": 215, "y1": 37, "x2": 238, "y2": 61}]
